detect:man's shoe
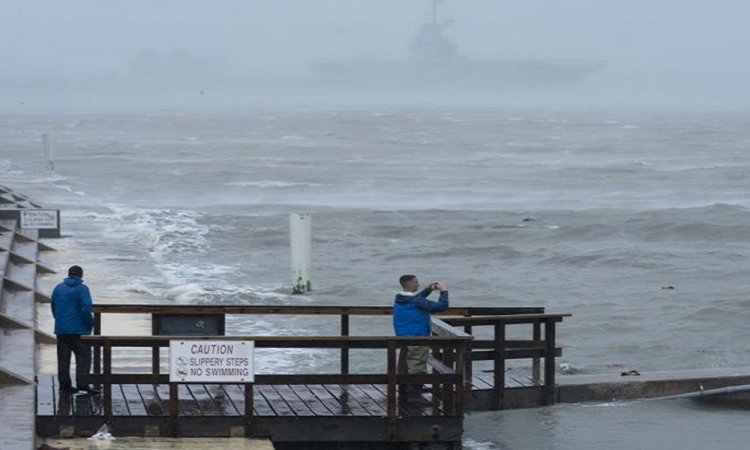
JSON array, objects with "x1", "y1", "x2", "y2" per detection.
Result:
[{"x1": 78, "y1": 385, "x2": 101, "y2": 395}]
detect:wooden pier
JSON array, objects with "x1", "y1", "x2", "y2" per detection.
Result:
[{"x1": 35, "y1": 305, "x2": 570, "y2": 449}]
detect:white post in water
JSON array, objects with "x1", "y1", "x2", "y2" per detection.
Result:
[
  {"x1": 42, "y1": 133, "x2": 54, "y2": 172},
  {"x1": 290, "y1": 212, "x2": 312, "y2": 294}
]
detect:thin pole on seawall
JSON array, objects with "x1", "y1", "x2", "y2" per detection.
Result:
[
  {"x1": 290, "y1": 212, "x2": 312, "y2": 294},
  {"x1": 42, "y1": 133, "x2": 54, "y2": 172}
]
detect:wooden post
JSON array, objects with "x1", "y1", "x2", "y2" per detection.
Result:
[
  {"x1": 544, "y1": 319, "x2": 556, "y2": 405},
  {"x1": 463, "y1": 322, "x2": 473, "y2": 390},
  {"x1": 387, "y1": 341, "x2": 398, "y2": 441},
  {"x1": 290, "y1": 213, "x2": 312, "y2": 294},
  {"x1": 340, "y1": 314, "x2": 349, "y2": 374},
  {"x1": 245, "y1": 383, "x2": 254, "y2": 420},
  {"x1": 454, "y1": 344, "x2": 465, "y2": 416},
  {"x1": 493, "y1": 323, "x2": 506, "y2": 410},
  {"x1": 93, "y1": 313, "x2": 102, "y2": 374},
  {"x1": 532, "y1": 320, "x2": 541, "y2": 383},
  {"x1": 151, "y1": 317, "x2": 160, "y2": 380},
  {"x1": 169, "y1": 383, "x2": 179, "y2": 437},
  {"x1": 443, "y1": 348, "x2": 455, "y2": 413},
  {"x1": 103, "y1": 341, "x2": 112, "y2": 424}
]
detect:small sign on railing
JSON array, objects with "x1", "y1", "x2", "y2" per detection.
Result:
[{"x1": 169, "y1": 340, "x2": 254, "y2": 383}]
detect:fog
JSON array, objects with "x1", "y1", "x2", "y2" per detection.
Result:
[{"x1": 2, "y1": 0, "x2": 749, "y2": 108}]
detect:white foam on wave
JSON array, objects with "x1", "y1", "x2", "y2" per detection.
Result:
[
  {"x1": 165, "y1": 283, "x2": 207, "y2": 302},
  {"x1": 462, "y1": 438, "x2": 500, "y2": 450},
  {"x1": 157, "y1": 262, "x2": 237, "y2": 289},
  {"x1": 224, "y1": 180, "x2": 323, "y2": 188},
  {"x1": 103, "y1": 203, "x2": 210, "y2": 260},
  {"x1": 0, "y1": 161, "x2": 69, "y2": 184}
]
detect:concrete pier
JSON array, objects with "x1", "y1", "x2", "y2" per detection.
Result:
[
  {"x1": 0, "y1": 215, "x2": 56, "y2": 450},
  {"x1": 558, "y1": 367, "x2": 750, "y2": 404}
]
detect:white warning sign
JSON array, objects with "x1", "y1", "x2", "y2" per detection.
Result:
[
  {"x1": 169, "y1": 340, "x2": 254, "y2": 383},
  {"x1": 20, "y1": 209, "x2": 58, "y2": 229}
]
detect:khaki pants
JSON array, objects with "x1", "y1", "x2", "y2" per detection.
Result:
[{"x1": 398, "y1": 345, "x2": 429, "y2": 375}]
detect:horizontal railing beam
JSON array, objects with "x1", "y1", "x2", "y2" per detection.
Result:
[
  {"x1": 444, "y1": 314, "x2": 571, "y2": 326},
  {"x1": 83, "y1": 335, "x2": 472, "y2": 348},
  {"x1": 431, "y1": 318, "x2": 472, "y2": 337},
  {"x1": 92, "y1": 304, "x2": 545, "y2": 316},
  {"x1": 82, "y1": 373, "x2": 460, "y2": 385},
  {"x1": 470, "y1": 348, "x2": 562, "y2": 361}
]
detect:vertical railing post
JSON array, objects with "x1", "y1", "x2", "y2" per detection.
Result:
[
  {"x1": 151, "y1": 315, "x2": 161, "y2": 383},
  {"x1": 544, "y1": 318, "x2": 557, "y2": 405},
  {"x1": 103, "y1": 340, "x2": 112, "y2": 425},
  {"x1": 442, "y1": 346, "x2": 455, "y2": 414},
  {"x1": 493, "y1": 322, "x2": 506, "y2": 410},
  {"x1": 532, "y1": 320, "x2": 541, "y2": 383},
  {"x1": 387, "y1": 341, "x2": 398, "y2": 441},
  {"x1": 245, "y1": 383, "x2": 254, "y2": 421},
  {"x1": 169, "y1": 383, "x2": 179, "y2": 437},
  {"x1": 341, "y1": 314, "x2": 350, "y2": 375},
  {"x1": 463, "y1": 321, "x2": 473, "y2": 390},
  {"x1": 454, "y1": 343, "x2": 465, "y2": 417},
  {"x1": 93, "y1": 312, "x2": 101, "y2": 374}
]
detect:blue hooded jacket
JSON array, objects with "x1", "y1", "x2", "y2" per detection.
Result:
[
  {"x1": 393, "y1": 288, "x2": 449, "y2": 337},
  {"x1": 51, "y1": 276, "x2": 94, "y2": 335}
]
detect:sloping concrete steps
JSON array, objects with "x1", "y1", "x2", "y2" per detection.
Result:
[{"x1": 0, "y1": 216, "x2": 56, "y2": 450}]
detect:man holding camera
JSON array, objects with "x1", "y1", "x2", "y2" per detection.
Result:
[{"x1": 392, "y1": 274, "x2": 449, "y2": 405}]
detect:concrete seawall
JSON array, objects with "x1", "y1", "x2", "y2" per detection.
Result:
[
  {"x1": 558, "y1": 367, "x2": 750, "y2": 404},
  {"x1": 0, "y1": 200, "x2": 56, "y2": 450}
]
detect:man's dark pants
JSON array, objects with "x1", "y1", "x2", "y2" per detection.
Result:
[{"x1": 56, "y1": 334, "x2": 91, "y2": 391}]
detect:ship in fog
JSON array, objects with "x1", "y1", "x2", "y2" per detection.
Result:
[{"x1": 310, "y1": 1, "x2": 606, "y2": 91}]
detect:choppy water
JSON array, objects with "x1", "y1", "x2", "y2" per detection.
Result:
[{"x1": 3, "y1": 105, "x2": 750, "y2": 449}]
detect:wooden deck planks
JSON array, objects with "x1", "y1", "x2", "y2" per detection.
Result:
[
  {"x1": 338, "y1": 383, "x2": 386, "y2": 416},
  {"x1": 136, "y1": 383, "x2": 167, "y2": 416},
  {"x1": 203, "y1": 384, "x2": 240, "y2": 416},
  {"x1": 255, "y1": 384, "x2": 296, "y2": 417},
  {"x1": 121, "y1": 384, "x2": 148, "y2": 416},
  {"x1": 37, "y1": 373, "x2": 515, "y2": 420},
  {"x1": 187, "y1": 384, "x2": 222, "y2": 416}
]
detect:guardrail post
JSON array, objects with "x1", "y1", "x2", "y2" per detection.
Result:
[
  {"x1": 387, "y1": 341, "x2": 397, "y2": 440},
  {"x1": 544, "y1": 319, "x2": 556, "y2": 405},
  {"x1": 493, "y1": 323, "x2": 506, "y2": 410},
  {"x1": 169, "y1": 383, "x2": 179, "y2": 436},
  {"x1": 341, "y1": 314, "x2": 349, "y2": 374},
  {"x1": 103, "y1": 341, "x2": 112, "y2": 424},
  {"x1": 463, "y1": 321, "x2": 473, "y2": 390},
  {"x1": 152, "y1": 316, "x2": 160, "y2": 379},
  {"x1": 442, "y1": 347, "x2": 455, "y2": 414},
  {"x1": 93, "y1": 313, "x2": 102, "y2": 374},
  {"x1": 245, "y1": 383, "x2": 254, "y2": 422},
  {"x1": 532, "y1": 320, "x2": 541, "y2": 383},
  {"x1": 455, "y1": 344, "x2": 465, "y2": 416}
]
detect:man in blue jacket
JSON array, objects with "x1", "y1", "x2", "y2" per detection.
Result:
[
  {"x1": 51, "y1": 265, "x2": 99, "y2": 394},
  {"x1": 392, "y1": 274, "x2": 449, "y2": 405}
]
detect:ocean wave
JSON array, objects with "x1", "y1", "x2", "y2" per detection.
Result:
[
  {"x1": 103, "y1": 204, "x2": 210, "y2": 259},
  {"x1": 157, "y1": 262, "x2": 237, "y2": 288},
  {"x1": 224, "y1": 180, "x2": 323, "y2": 188}
]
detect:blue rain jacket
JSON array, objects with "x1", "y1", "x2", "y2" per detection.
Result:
[
  {"x1": 392, "y1": 288, "x2": 449, "y2": 337},
  {"x1": 51, "y1": 276, "x2": 94, "y2": 335}
]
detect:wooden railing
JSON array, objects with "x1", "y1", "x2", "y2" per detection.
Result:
[
  {"x1": 91, "y1": 304, "x2": 544, "y2": 377},
  {"x1": 438, "y1": 313, "x2": 571, "y2": 408},
  {"x1": 89, "y1": 304, "x2": 569, "y2": 411},
  {"x1": 82, "y1": 334, "x2": 470, "y2": 439}
]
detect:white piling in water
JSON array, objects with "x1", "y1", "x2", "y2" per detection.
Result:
[
  {"x1": 290, "y1": 213, "x2": 312, "y2": 294},
  {"x1": 42, "y1": 133, "x2": 54, "y2": 172}
]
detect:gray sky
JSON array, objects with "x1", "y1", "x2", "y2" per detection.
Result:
[{"x1": 2, "y1": 0, "x2": 749, "y2": 99}]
